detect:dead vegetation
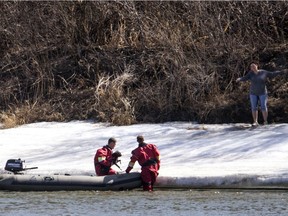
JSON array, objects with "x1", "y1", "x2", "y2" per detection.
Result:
[{"x1": 0, "y1": 1, "x2": 287, "y2": 128}]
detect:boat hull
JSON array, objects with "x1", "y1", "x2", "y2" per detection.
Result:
[{"x1": 0, "y1": 172, "x2": 142, "y2": 191}]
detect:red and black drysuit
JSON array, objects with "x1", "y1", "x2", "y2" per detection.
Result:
[
  {"x1": 126, "y1": 143, "x2": 160, "y2": 191},
  {"x1": 94, "y1": 145, "x2": 117, "y2": 176}
]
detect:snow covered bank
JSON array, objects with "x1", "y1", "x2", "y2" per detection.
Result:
[{"x1": 1, "y1": 121, "x2": 288, "y2": 188}]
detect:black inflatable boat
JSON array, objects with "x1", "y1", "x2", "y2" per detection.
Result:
[{"x1": 0, "y1": 159, "x2": 142, "y2": 191}]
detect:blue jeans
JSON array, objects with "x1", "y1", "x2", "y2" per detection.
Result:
[{"x1": 250, "y1": 94, "x2": 268, "y2": 111}]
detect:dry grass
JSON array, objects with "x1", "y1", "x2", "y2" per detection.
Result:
[
  {"x1": 94, "y1": 72, "x2": 136, "y2": 125},
  {"x1": 0, "y1": 1, "x2": 287, "y2": 127},
  {"x1": 0, "y1": 102, "x2": 65, "y2": 128}
]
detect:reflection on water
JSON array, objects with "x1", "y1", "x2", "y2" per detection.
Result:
[{"x1": 1, "y1": 189, "x2": 288, "y2": 216}]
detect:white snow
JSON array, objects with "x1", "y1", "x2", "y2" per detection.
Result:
[{"x1": 1, "y1": 121, "x2": 288, "y2": 188}]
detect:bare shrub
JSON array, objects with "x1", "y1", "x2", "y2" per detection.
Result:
[
  {"x1": 0, "y1": 1, "x2": 287, "y2": 126},
  {"x1": 94, "y1": 71, "x2": 136, "y2": 125},
  {"x1": 0, "y1": 102, "x2": 65, "y2": 128},
  {"x1": 0, "y1": 113, "x2": 18, "y2": 129}
]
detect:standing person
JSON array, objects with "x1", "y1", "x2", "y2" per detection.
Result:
[
  {"x1": 94, "y1": 137, "x2": 122, "y2": 176},
  {"x1": 125, "y1": 135, "x2": 160, "y2": 191},
  {"x1": 236, "y1": 63, "x2": 286, "y2": 126}
]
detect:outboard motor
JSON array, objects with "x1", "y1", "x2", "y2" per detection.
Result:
[{"x1": 5, "y1": 158, "x2": 38, "y2": 174}]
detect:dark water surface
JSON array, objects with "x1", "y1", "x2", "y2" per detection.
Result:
[{"x1": 1, "y1": 189, "x2": 288, "y2": 216}]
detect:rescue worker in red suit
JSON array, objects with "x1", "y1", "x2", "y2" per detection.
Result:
[
  {"x1": 94, "y1": 137, "x2": 121, "y2": 176},
  {"x1": 125, "y1": 135, "x2": 160, "y2": 191}
]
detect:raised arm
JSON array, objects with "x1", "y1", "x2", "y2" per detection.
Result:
[
  {"x1": 236, "y1": 71, "x2": 251, "y2": 82},
  {"x1": 265, "y1": 70, "x2": 285, "y2": 78}
]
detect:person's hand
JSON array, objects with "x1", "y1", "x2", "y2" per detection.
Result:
[
  {"x1": 282, "y1": 69, "x2": 288, "y2": 78},
  {"x1": 125, "y1": 167, "x2": 132, "y2": 173}
]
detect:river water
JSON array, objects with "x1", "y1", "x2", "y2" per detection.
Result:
[{"x1": 1, "y1": 189, "x2": 288, "y2": 216}]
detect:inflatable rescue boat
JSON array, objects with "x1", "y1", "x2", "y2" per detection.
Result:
[{"x1": 0, "y1": 159, "x2": 142, "y2": 191}]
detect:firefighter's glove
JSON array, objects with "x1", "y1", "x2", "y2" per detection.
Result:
[{"x1": 125, "y1": 167, "x2": 132, "y2": 173}]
